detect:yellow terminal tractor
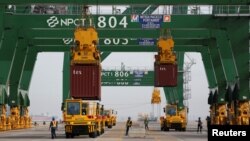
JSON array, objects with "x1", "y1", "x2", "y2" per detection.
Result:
[
  {"x1": 160, "y1": 104, "x2": 187, "y2": 131},
  {"x1": 103, "y1": 109, "x2": 117, "y2": 128},
  {"x1": 64, "y1": 99, "x2": 105, "y2": 138}
]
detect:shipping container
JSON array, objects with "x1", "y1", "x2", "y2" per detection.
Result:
[
  {"x1": 154, "y1": 63, "x2": 177, "y2": 87},
  {"x1": 70, "y1": 65, "x2": 101, "y2": 100}
]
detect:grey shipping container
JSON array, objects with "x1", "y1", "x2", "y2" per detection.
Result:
[{"x1": 70, "y1": 65, "x2": 101, "y2": 100}]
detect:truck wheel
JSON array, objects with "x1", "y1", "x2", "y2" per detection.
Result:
[
  {"x1": 93, "y1": 131, "x2": 97, "y2": 138},
  {"x1": 182, "y1": 128, "x2": 186, "y2": 131},
  {"x1": 108, "y1": 125, "x2": 112, "y2": 128},
  {"x1": 113, "y1": 123, "x2": 116, "y2": 126},
  {"x1": 89, "y1": 131, "x2": 97, "y2": 138},
  {"x1": 66, "y1": 133, "x2": 70, "y2": 138},
  {"x1": 165, "y1": 127, "x2": 169, "y2": 131},
  {"x1": 97, "y1": 130, "x2": 100, "y2": 136},
  {"x1": 101, "y1": 128, "x2": 105, "y2": 134},
  {"x1": 70, "y1": 134, "x2": 74, "y2": 138},
  {"x1": 89, "y1": 133, "x2": 92, "y2": 138},
  {"x1": 161, "y1": 127, "x2": 164, "y2": 131}
]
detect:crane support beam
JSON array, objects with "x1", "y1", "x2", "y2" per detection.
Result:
[
  {"x1": 19, "y1": 48, "x2": 37, "y2": 91},
  {"x1": 8, "y1": 39, "x2": 28, "y2": 107},
  {"x1": 175, "y1": 46, "x2": 217, "y2": 89},
  {"x1": 62, "y1": 52, "x2": 70, "y2": 102},
  {"x1": 176, "y1": 52, "x2": 184, "y2": 109},
  {"x1": 0, "y1": 6, "x2": 4, "y2": 49},
  {"x1": 4, "y1": 14, "x2": 245, "y2": 29},
  {"x1": 211, "y1": 30, "x2": 238, "y2": 89},
  {"x1": 0, "y1": 85, "x2": 8, "y2": 105},
  {"x1": 0, "y1": 0, "x2": 249, "y2": 5},
  {"x1": 30, "y1": 38, "x2": 206, "y2": 48},
  {"x1": 209, "y1": 39, "x2": 227, "y2": 104},
  {"x1": 0, "y1": 29, "x2": 17, "y2": 88},
  {"x1": 33, "y1": 45, "x2": 206, "y2": 52},
  {"x1": 26, "y1": 29, "x2": 209, "y2": 39}
]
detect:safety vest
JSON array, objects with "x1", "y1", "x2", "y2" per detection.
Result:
[
  {"x1": 52, "y1": 121, "x2": 57, "y2": 127},
  {"x1": 126, "y1": 120, "x2": 132, "y2": 127}
]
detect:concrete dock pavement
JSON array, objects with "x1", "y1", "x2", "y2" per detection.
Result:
[{"x1": 0, "y1": 121, "x2": 207, "y2": 141}]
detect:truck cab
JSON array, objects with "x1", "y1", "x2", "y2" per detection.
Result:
[
  {"x1": 160, "y1": 104, "x2": 187, "y2": 131},
  {"x1": 103, "y1": 109, "x2": 117, "y2": 128},
  {"x1": 64, "y1": 99, "x2": 104, "y2": 138}
]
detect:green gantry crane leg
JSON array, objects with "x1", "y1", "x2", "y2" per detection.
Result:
[
  {"x1": 164, "y1": 87, "x2": 174, "y2": 105},
  {"x1": 0, "y1": 5, "x2": 6, "y2": 99},
  {"x1": 62, "y1": 52, "x2": 70, "y2": 114},
  {"x1": 7, "y1": 37, "x2": 29, "y2": 129},
  {"x1": 0, "y1": 5, "x2": 3, "y2": 42},
  {"x1": 18, "y1": 48, "x2": 37, "y2": 128},
  {"x1": 0, "y1": 5, "x2": 11, "y2": 131},
  {"x1": 0, "y1": 27, "x2": 18, "y2": 130},
  {"x1": 200, "y1": 48, "x2": 219, "y2": 124},
  {"x1": 175, "y1": 47, "x2": 218, "y2": 90},
  {"x1": 176, "y1": 52, "x2": 184, "y2": 110},
  {"x1": 163, "y1": 52, "x2": 185, "y2": 109},
  {"x1": 175, "y1": 45, "x2": 219, "y2": 124},
  {"x1": 224, "y1": 17, "x2": 250, "y2": 125},
  {"x1": 211, "y1": 30, "x2": 238, "y2": 93},
  {"x1": 19, "y1": 48, "x2": 37, "y2": 93},
  {"x1": 0, "y1": 5, "x2": 7, "y2": 130},
  {"x1": 208, "y1": 37, "x2": 228, "y2": 125},
  {"x1": 212, "y1": 29, "x2": 249, "y2": 125}
]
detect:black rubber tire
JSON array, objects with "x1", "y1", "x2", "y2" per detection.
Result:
[
  {"x1": 66, "y1": 133, "x2": 70, "y2": 138},
  {"x1": 165, "y1": 128, "x2": 169, "y2": 131},
  {"x1": 101, "y1": 128, "x2": 105, "y2": 134},
  {"x1": 89, "y1": 131, "x2": 97, "y2": 138}
]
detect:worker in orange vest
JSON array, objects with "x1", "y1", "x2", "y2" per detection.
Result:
[{"x1": 49, "y1": 117, "x2": 58, "y2": 139}]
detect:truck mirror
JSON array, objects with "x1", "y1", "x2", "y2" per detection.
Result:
[{"x1": 163, "y1": 108, "x2": 166, "y2": 113}]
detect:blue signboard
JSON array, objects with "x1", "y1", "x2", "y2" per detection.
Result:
[
  {"x1": 139, "y1": 15, "x2": 163, "y2": 29},
  {"x1": 133, "y1": 70, "x2": 145, "y2": 77},
  {"x1": 139, "y1": 15, "x2": 163, "y2": 23},
  {"x1": 141, "y1": 23, "x2": 161, "y2": 29},
  {"x1": 138, "y1": 38, "x2": 156, "y2": 46}
]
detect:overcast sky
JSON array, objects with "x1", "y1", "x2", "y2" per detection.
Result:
[{"x1": 29, "y1": 52, "x2": 209, "y2": 121}]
